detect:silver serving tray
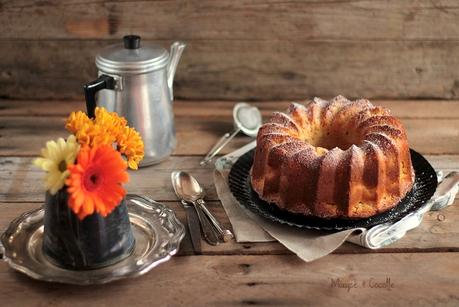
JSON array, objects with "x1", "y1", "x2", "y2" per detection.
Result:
[{"x1": 0, "y1": 194, "x2": 185, "y2": 285}]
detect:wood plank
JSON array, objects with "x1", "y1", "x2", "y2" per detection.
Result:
[
  {"x1": 2, "y1": 100, "x2": 459, "y2": 119},
  {"x1": 425, "y1": 155, "x2": 459, "y2": 171},
  {"x1": 2, "y1": 151, "x2": 459, "y2": 203},
  {"x1": 2, "y1": 197, "x2": 459, "y2": 256},
  {"x1": 0, "y1": 253, "x2": 458, "y2": 306},
  {"x1": 1, "y1": 155, "x2": 459, "y2": 203},
  {"x1": 0, "y1": 156, "x2": 218, "y2": 202},
  {"x1": 0, "y1": 201, "x2": 194, "y2": 257},
  {"x1": 2, "y1": 0, "x2": 459, "y2": 41},
  {"x1": 192, "y1": 197, "x2": 459, "y2": 254},
  {"x1": 0, "y1": 202, "x2": 285, "y2": 257},
  {"x1": 3, "y1": 40, "x2": 459, "y2": 100},
  {"x1": 1, "y1": 115, "x2": 458, "y2": 156},
  {"x1": 2, "y1": 152, "x2": 458, "y2": 255}
]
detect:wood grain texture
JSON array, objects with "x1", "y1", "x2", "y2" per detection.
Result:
[
  {"x1": 2, "y1": 0, "x2": 459, "y2": 100},
  {"x1": 0, "y1": 253, "x2": 458, "y2": 306},
  {"x1": 1, "y1": 115, "x2": 458, "y2": 156},
  {"x1": 1, "y1": 149, "x2": 458, "y2": 257},
  {"x1": 2, "y1": 198, "x2": 459, "y2": 256},
  {"x1": 1, "y1": 152, "x2": 459, "y2": 255},
  {"x1": 1, "y1": 154, "x2": 459, "y2": 202},
  {"x1": 0, "y1": 156, "x2": 217, "y2": 202},
  {"x1": 3, "y1": 99, "x2": 459, "y2": 118},
  {"x1": 0, "y1": 99, "x2": 458, "y2": 304},
  {"x1": 1, "y1": 0, "x2": 459, "y2": 41},
  {"x1": 3, "y1": 40, "x2": 459, "y2": 100}
]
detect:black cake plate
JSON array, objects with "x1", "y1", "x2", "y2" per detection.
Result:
[{"x1": 228, "y1": 149, "x2": 437, "y2": 231}]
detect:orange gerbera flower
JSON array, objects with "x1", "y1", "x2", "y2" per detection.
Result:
[{"x1": 65, "y1": 145, "x2": 129, "y2": 220}]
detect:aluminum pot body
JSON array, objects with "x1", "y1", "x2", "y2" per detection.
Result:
[
  {"x1": 84, "y1": 37, "x2": 186, "y2": 167},
  {"x1": 96, "y1": 68, "x2": 175, "y2": 166}
]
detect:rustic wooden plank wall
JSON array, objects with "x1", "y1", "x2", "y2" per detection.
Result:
[{"x1": 1, "y1": 0, "x2": 459, "y2": 100}]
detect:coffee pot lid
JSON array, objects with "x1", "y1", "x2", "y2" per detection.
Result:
[{"x1": 96, "y1": 35, "x2": 169, "y2": 74}]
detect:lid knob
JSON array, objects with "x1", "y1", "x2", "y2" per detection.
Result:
[{"x1": 123, "y1": 35, "x2": 141, "y2": 49}]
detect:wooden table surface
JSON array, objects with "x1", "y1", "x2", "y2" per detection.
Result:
[{"x1": 0, "y1": 99, "x2": 458, "y2": 306}]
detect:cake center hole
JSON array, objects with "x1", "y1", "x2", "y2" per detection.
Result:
[{"x1": 306, "y1": 129, "x2": 359, "y2": 151}]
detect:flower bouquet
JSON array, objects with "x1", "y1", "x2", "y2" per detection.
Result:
[{"x1": 34, "y1": 107, "x2": 144, "y2": 270}]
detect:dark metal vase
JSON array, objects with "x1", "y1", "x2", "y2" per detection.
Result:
[{"x1": 42, "y1": 189, "x2": 135, "y2": 270}]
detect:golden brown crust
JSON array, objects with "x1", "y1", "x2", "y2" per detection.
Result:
[{"x1": 250, "y1": 96, "x2": 415, "y2": 219}]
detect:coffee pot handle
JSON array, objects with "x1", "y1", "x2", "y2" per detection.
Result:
[{"x1": 83, "y1": 74, "x2": 115, "y2": 118}]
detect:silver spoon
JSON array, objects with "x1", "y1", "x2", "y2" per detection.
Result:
[
  {"x1": 171, "y1": 171, "x2": 221, "y2": 245},
  {"x1": 172, "y1": 171, "x2": 234, "y2": 242},
  {"x1": 200, "y1": 102, "x2": 262, "y2": 166}
]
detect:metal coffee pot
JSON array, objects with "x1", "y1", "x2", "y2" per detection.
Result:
[{"x1": 84, "y1": 35, "x2": 186, "y2": 167}]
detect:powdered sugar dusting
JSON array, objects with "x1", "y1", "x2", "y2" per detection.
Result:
[{"x1": 252, "y1": 95, "x2": 413, "y2": 218}]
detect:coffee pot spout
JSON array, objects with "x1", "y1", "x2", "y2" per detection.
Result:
[{"x1": 167, "y1": 41, "x2": 186, "y2": 100}]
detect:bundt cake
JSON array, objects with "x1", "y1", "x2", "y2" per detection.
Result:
[{"x1": 251, "y1": 95, "x2": 415, "y2": 219}]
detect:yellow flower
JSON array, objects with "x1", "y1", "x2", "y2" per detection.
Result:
[
  {"x1": 65, "y1": 107, "x2": 144, "y2": 169},
  {"x1": 33, "y1": 135, "x2": 80, "y2": 195},
  {"x1": 76, "y1": 123, "x2": 114, "y2": 147},
  {"x1": 117, "y1": 126, "x2": 144, "y2": 170},
  {"x1": 94, "y1": 107, "x2": 127, "y2": 136},
  {"x1": 66, "y1": 108, "x2": 116, "y2": 148},
  {"x1": 65, "y1": 111, "x2": 92, "y2": 135}
]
